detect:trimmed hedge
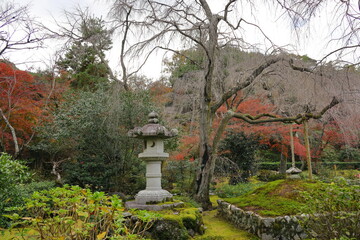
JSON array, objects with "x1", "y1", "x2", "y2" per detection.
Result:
[
  {"x1": 259, "y1": 162, "x2": 302, "y2": 171},
  {"x1": 259, "y1": 162, "x2": 360, "y2": 170},
  {"x1": 320, "y1": 162, "x2": 360, "y2": 169}
]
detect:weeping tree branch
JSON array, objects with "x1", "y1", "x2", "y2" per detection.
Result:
[
  {"x1": 210, "y1": 97, "x2": 340, "y2": 159},
  {"x1": 230, "y1": 96, "x2": 340, "y2": 124}
]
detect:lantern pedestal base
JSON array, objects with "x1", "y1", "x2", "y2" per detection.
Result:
[
  {"x1": 125, "y1": 200, "x2": 183, "y2": 211},
  {"x1": 135, "y1": 189, "x2": 173, "y2": 204}
]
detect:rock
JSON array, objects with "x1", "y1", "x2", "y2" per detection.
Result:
[
  {"x1": 296, "y1": 224, "x2": 303, "y2": 232},
  {"x1": 293, "y1": 234, "x2": 301, "y2": 240},
  {"x1": 299, "y1": 232, "x2": 308, "y2": 239},
  {"x1": 263, "y1": 218, "x2": 275, "y2": 228},
  {"x1": 150, "y1": 219, "x2": 189, "y2": 240},
  {"x1": 187, "y1": 229, "x2": 195, "y2": 237},
  {"x1": 261, "y1": 233, "x2": 274, "y2": 240},
  {"x1": 122, "y1": 212, "x2": 132, "y2": 218}
]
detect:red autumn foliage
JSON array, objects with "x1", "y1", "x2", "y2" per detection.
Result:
[
  {"x1": 172, "y1": 96, "x2": 311, "y2": 161},
  {"x1": 148, "y1": 80, "x2": 173, "y2": 106},
  {"x1": 171, "y1": 134, "x2": 199, "y2": 161},
  {"x1": 172, "y1": 92, "x2": 354, "y2": 163},
  {"x1": 0, "y1": 62, "x2": 70, "y2": 154},
  {"x1": 219, "y1": 97, "x2": 307, "y2": 158},
  {"x1": 0, "y1": 62, "x2": 46, "y2": 151}
]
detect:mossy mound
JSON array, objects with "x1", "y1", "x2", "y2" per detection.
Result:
[
  {"x1": 224, "y1": 179, "x2": 323, "y2": 216},
  {"x1": 148, "y1": 207, "x2": 204, "y2": 240}
]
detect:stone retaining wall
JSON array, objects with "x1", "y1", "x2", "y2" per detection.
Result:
[{"x1": 217, "y1": 200, "x2": 308, "y2": 240}]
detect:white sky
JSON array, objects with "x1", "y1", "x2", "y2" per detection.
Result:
[{"x1": 5, "y1": 0, "x2": 354, "y2": 80}]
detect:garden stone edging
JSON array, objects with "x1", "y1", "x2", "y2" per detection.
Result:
[{"x1": 217, "y1": 199, "x2": 308, "y2": 240}]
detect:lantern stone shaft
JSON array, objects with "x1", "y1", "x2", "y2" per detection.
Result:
[{"x1": 128, "y1": 112, "x2": 177, "y2": 204}]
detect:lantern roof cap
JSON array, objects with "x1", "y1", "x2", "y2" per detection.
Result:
[
  {"x1": 128, "y1": 112, "x2": 178, "y2": 139},
  {"x1": 286, "y1": 166, "x2": 302, "y2": 174}
]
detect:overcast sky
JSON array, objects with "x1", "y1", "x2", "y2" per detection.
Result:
[{"x1": 6, "y1": 0, "x2": 350, "y2": 80}]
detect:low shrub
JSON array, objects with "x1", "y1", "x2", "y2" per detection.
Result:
[
  {"x1": 163, "y1": 160, "x2": 196, "y2": 195},
  {"x1": 0, "y1": 153, "x2": 32, "y2": 228},
  {"x1": 256, "y1": 169, "x2": 286, "y2": 182},
  {"x1": 300, "y1": 182, "x2": 360, "y2": 239},
  {"x1": 5, "y1": 185, "x2": 131, "y2": 240},
  {"x1": 215, "y1": 182, "x2": 265, "y2": 198},
  {"x1": 258, "y1": 162, "x2": 302, "y2": 171},
  {"x1": 320, "y1": 162, "x2": 360, "y2": 169}
]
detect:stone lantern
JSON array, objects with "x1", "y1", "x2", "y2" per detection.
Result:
[{"x1": 128, "y1": 112, "x2": 177, "y2": 204}]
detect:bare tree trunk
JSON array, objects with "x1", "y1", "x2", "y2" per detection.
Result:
[
  {"x1": 0, "y1": 108, "x2": 19, "y2": 157},
  {"x1": 279, "y1": 144, "x2": 287, "y2": 174},
  {"x1": 50, "y1": 157, "x2": 66, "y2": 185},
  {"x1": 290, "y1": 124, "x2": 295, "y2": 168},
  {"x1": 303, "y1": 120, "x2": 313, "y2": 180},
  {"x1": 193, "y1": 4, "x2": 220, "y2": 209}
]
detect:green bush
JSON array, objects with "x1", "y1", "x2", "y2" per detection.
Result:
[
  {"x1": 163, "y1": 160, "x2": 196, "y2": 195},
  {"x1": 5, "y1": 185, "x2": 131, "y2": 240},
  {"x1": 33, "y1": 89, "x2": 152, "y2": 194},
  {"x1": 256, "y1": 169, "x2": 286, "y2": 182},
  {"x1": 258, "y1": 162, "x2": 303, "y2": 171},
  {"x1": 320, "y1": 162, "x2": 360, "y2": 169},
  {"x1": 320, "y1": 146, "x2": 341, "y2": 162},
  {"x1": 339, "y1": 147, "x2": 360, "y2": 162},
  {"x1": 218, "y1": 132, "x2": 261, "y2": 183},
  {"x1": 0, "y1": 153, "x2": 32, "y2": 228},
  {"x1": 301, "y1": 183, "x2": 360, "y2": 239},
  {"x1": 215, "y1": 182, "x2": 265, "y2": 198}
]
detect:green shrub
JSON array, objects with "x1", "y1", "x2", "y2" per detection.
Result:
[
  {"x1": 301, "y1": 183, "x2": 360, "y2": 239},
  {"x1": 163, "y1": 160, "x2": 196, "y2": 195},
  {"x1": 174, "y1": 195, "x2": 201, "y2": 208},
  {"x1": 320, "y1": 162, "x2": 360, "y2": 169},
  {"x1": 5, "y1": 185, "x2": 163, "y2": 239},
  {"x1": 257, "y1": 169, "x2": 286, "y2": 182},
  {"x1": 258, "y1": 162, "x2": 302, "y2": 171},
  {"x1": 215, "y1": 182, "x2": 265, "y2": 198},
  {"x1": 218, "y1": 132, "x2": 262, "y2": 183},
  {"x1": 320, "y1": 146, "x2": 340, "y2": 162},
  {"x1": 339, "y1": 147, "x2": 360, "y2": 162},
  {"x1": 0, "y1": 153, "x2": 32, "y2": 228},
  {"x1": 5, "y1": 185, "x2": 126, "y2": 239}
]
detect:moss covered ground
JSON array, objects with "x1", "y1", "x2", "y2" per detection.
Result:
[
  {"x1": 195, "y1": 210, "x2": 258, "y2": 240},
  {"x1": 223, "y1": 179, "x2": 323, "y2": 216},
  {"x1": 157, "y1": 207, "x2": 201, "y2": 226}
]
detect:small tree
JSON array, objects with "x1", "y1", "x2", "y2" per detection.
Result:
[
  {"x1": 219, "y1": 131, "x2": 261, "y2": 184},
  {"x1": 0, "y1": 62, "x2": 45, "y2": 157},
  {"x1": 55, "y1": 13, "x2": 113, "y2": 91},
  {"x1": 0, "y1": 153, "x2": 31, "y2": 227}
]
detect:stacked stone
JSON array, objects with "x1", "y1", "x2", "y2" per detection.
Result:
[{"x1": 217, "y1": 200, "x2": 308, "y2": 240}]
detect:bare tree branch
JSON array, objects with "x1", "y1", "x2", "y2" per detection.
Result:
[
  {"x1": 211, "y1": 56, "x2": 283, "y2": 113},
  {"x1": 230, "y1": 96, "x2": 340, "y2": 124},
  {"x1": 0, "y1": 2, "x2": 46, "y2": 56}
]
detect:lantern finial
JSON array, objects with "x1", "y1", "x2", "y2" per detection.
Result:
[{"x1": 148, "y1": 111, "x2": 159, "y2": 123}]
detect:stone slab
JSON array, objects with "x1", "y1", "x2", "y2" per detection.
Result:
[
  {"x1": 135, "y1": 189, "x2": 173, "y2": 204},
  {"x1": 125, "y1": 201, "x2": 184, "y2": 211}
]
